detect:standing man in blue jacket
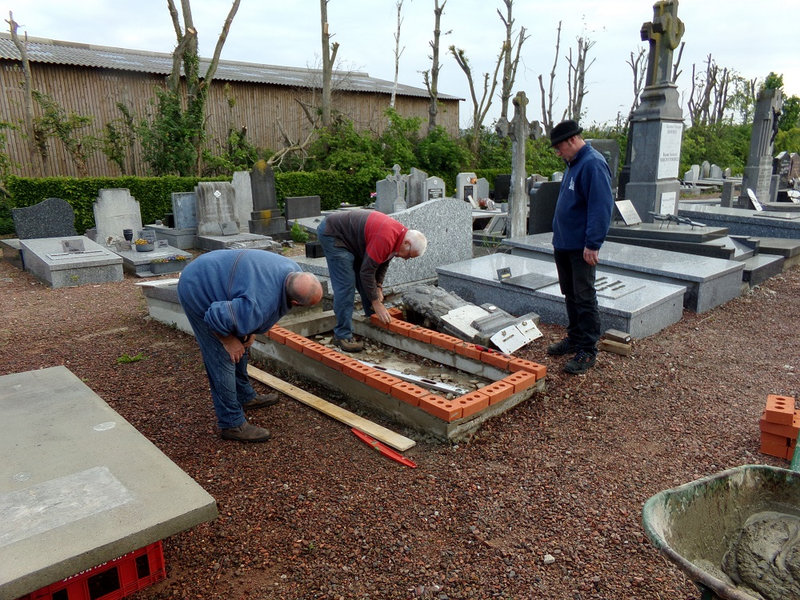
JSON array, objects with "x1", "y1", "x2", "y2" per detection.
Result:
[
  {"x1": 548, "y1": 120, "x2": 614, "y2": 375},
  {"x1": 178, "y1": 249, "x2": 322, "y2": 442}
]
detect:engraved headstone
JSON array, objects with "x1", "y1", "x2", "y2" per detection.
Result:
[
  {"x1": 171, "y1": 192, "x2": 197, "y2": 230},
  {"x1": 775, "y1": 151, "x2": 791, "y2": 189},
  {"x1": 375, "y1": 165, "x2": 407, "y2": 214},
  {"x1": 248, "y1": 161, "x2": 286, "y2": 235},
  {"x1": 425, "y1": 176, "x2": 445, "y2": 201},
  {"x1": 195, "y1": 182, "x2": 239, "y2": 236},
  {"x1": 92, "y1": 189, "x2": 143, "y2": 245},
  {"x1": 406, "y1": 167, "x2": 428, "y2": 208},
  {"x1": 456, "y1": 172, "x2": 478, "y2": 203},
  {"x1": 739, "y1": 87, "x2": 783, "y2": 206},
  {"x1": 231, "y1": 171, "x2": 255, "y2": 233}
]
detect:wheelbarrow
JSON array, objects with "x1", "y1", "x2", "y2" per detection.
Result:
[{"x1": 642, "y1": 461, "x2": 800, "y2": 600}]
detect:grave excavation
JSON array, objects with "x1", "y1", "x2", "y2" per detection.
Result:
[{"x1": 139, "y1": 281, "x2": 546, "y2": 443}]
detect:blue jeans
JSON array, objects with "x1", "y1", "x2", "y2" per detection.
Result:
[
  {"x1": 317, "y1": 218, "x2": 372, "y2": 340},
  {"x1": 178, "y1": 294, "x2": 256, "y2": 429},
  {"x1": 553, "y1": 249, "x2": 601, "y2": 354}
]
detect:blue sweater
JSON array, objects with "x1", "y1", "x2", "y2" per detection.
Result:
[
  {"x1": 551, "y1": 144, "x2": 614, "y2": 252},
  {"x1": 177, "y1": 249, "x2": 300, "y2": 337}
]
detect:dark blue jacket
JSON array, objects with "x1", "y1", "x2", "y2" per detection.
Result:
[
  {"x1": 552, "y1": 144, "x2": 614, "y2": 251},
  {"x1": 177, "y1": 249, "x2": 300, "y2": 337}
]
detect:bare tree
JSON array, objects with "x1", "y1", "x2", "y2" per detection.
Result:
[
  {"x1": 450, "y1": 45, "x2": 502, "y2": 154},
  {"x1": 421, "y1": 0, "x2": 448, "y2": 134},
  {"x1": 537, "y1": 21, "x2": 561, "y2": 135},
  {"x1": 686, "y1": 54, "x2": 733, "y2": 126},
  {"x1": 6, "y1": 12, "x2": 40, "y2": 172},
  {"x1": 671, "y1": 41, "x2": 685, "y2": 84},
  {"x1": 626, "y1": 47, "x2": 647, "y2": 119},
  {"x1": 320, "y1": 0, "x2": 339, "y2": 127},
  {"x1": 497, "y1": 0, "x2": 528, "y2": 123},
  {"x1": 563, "y1": 36, "x2": 595, "y2": 121},
  {"x1": 390, "y1": 0, "x2": 407, "y2": 109}
]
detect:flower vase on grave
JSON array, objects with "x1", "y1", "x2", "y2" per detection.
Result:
[{"x1": 134, "y1": 239, "x2": 154, "y2": 252}]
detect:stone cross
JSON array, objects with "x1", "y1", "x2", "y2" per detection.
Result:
[
  {"x1": 508, "y1": 91, "x2": 529, "y2": 238},
  {"x1": 640, "y1": 0, "x2": 685, "y2": 87}
]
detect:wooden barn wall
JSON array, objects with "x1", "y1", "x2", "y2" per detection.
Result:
[{"x1": 0, "y1": 60, "x2": 460, "y2": 178}]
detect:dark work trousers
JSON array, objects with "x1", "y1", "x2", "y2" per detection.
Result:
[{"x1": 553, "y1": 249, "x2": 601, "y2": 354}]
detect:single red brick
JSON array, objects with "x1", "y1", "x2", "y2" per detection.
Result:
[
  {"x1": 765, "y1": 394, "x2": 796, "y2": 425},
  {"x1": 341, "y1": 361, "x2": 373, "y2": 382},
  {"x1": 267, "y1": 326, "x2": 288, "y2": 343},
  {"x1": 760, "y1": 431, "x2": 791, "y2": 459},
  {"x1": 479, "y1": 350, "x2": 512, "y2": 370},
  {"x1": 455, "y1": 391, "x2": 490, "y2": 417},
  {"x1": 429, "y1": 332, "x2": 459, "y2": 351},
  {"x1": 370, "y1": 313, "x2": 391, "y2": 329},
  {"x1": 363, "y1": 371, "x2": 403, "y2": 394},
  {"x1": 454, "y1": 342, "x2": 482, "y2": 361},
  {"x1": 502, "y1": 370, "x2": 539, "y2": 393},
  {"x1": 759, "y1": 411, "x2": 800, "y2": 440},
  {"x1": 418, "y1": 394, "x2": 462, "y2": 421},
  {"x1": 301, "y1": 341, "x2": 329, "y2": 361},
  {"x1": 390, "y1": 381, "x2": 429, "y2": 407},
  {"x1": 284, "y1": 333, "x2": 306, "y2": 352},
  {"x1": 387, "y1": 307, "x2": 404, "y2": 320},
  {"x1": 479, "y1": 380, "x2": 515, "y2": 405},
  {"x1": 321, "y1": 351, "x2": 352, "y2": 371},
  {"x1": 508, "y1": 358, "x2": 547, "y2": 379},
  {"x1": 407, "y1": 326, "x2": 432, "y2": 343},
  {"x1": 388, "y1": 320, "x2": 416, "y2": 336}
]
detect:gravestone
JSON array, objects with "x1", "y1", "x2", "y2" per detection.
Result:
[
  {"x1": 720, "y1": 181, "x2": 738, "y2": 208},
  {"x1": 456, "y1": 172, "x2": 478, "y2": 203},
  {"x1": 789, "y1": 153, "x2": 800, "y2": 187},
  {"x1": 738, "y1": 87, "x2": 783, "y2": 206},
  {"x1": 493, "y1": 174, "x2": 511, "y2": 201},
  {"x1": 196, "y1": 182, "x2": 239, "y2": 236},
  {"x1": 172, "y1": 192, "x2": 197, "y2": 230},
  {"x1": 586, "y1": 139, "x2": 621, "y2": 189},
  {"x1": 701, "y1": 160, "x2": 711, "y2": 179},
  {"x1": 12, "y1": 198, "x2": 77, "y2": 240},
  {"x1": 92, "y1": 189, "x2": 143, "y2": 245},
  {"x1": 775, "y1": 151, "x2": 791, "y2": 189},
  {"x1": 551, "y1": 172, "x2": 563, "y2": 182},
  {"x1": 248, "y1": 161, "x2": 286, "y2": 236},
  {"x1": 406, "y1": 167, "x2": 428, "y2": 207},
  {"x1": 709, "y1": 164, "x2": 724, "y2": 180},
  {"x1": 683, "y1": 165, "x2": 700, "y2": 184},
  {"x1": 231, "y1": 171, "x2": 255, "y2": 233},
  {"x1": 527, "y1": 181, "x2": 561, "y2": 235},
  {"x1": 425, "y1": 176, "x2": 445, "y2": 202},
  {"x1": 622, "y1": 0, "x2": 685, "y2": 222},
  {"x1": 375, "y1": 165, "x2": 407, "y2": 214},
  {"x1": 284, "y1": 196, "x2": 321, "y2": 221}
]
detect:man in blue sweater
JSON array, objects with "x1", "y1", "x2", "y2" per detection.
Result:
[
  {"x1": 548, "y1": 120, "x2": 614, "y2": 374},
  {"x1": 178, "y1": 249, "x2": 322, "y2": 442}
]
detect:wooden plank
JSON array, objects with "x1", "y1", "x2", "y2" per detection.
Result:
[
  {"x1": 598, "y1": 339, "x2": 633, "y2": 356},
  {"x1": 247, "y1": 364, "x2": 416, "y2": 452}
]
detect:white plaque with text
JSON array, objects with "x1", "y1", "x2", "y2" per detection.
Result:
[
  {"x1": 657, "y1": 122, "x2": 683, "y2": 180},
  {"x1": 660, "y1": 191, "x2": 677, "y2": 215}
]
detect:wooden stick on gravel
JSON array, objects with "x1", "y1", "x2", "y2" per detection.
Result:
[{"x1": 247, "y1": 365, "x2": 416, "y2": 452}]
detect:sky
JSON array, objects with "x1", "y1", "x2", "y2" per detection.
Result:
[{"x1": 4, "y1": 0, "x2": 799, "y2": 130}]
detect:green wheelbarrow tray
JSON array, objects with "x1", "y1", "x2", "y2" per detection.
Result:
[{"x1": 642, "y1": 465, "x2": 800, "y2": 600}]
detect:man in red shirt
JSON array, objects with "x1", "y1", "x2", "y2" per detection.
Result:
[{"x1": 317, "y1": 210, "x2": 427, "y2": 351}]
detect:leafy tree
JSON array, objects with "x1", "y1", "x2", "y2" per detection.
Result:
[
  {"x1": 415, "y1": 125, "x2": 472, "y2": 182},
  {"x1": 307, "y1": 119, "x2": 383, "y2": 175},
  {"x1": 31, "y1": 90, "x2": 98, "y2": 175},
  {"x1": 102, "y1": 103, "x2": 137, "y2": 174},
  {"x1": 778, "y1": 96, "x2": 800, "y2": 131},
  {"x1": 680, "y1": 123, "x2": 750, "y2": 175}
]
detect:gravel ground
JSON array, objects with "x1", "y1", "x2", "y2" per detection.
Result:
[{"x1": 1, "y1": 255, "x2": 798, "y2": 600}]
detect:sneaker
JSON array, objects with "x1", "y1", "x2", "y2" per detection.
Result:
[
  {"x1": 547, "y1": 338, "x2": 575, "y2": 356},
  {"x1": 243, "y1": 393, "x2": 280, "y2": 411},
  {"x1": 333, "y1": 337, "x2": 364, "y2": 352},
  {"x1": 563, "y1": 350, "x2": 597, "y2": 375},
  {"x1": 220, "y1": 421, "x2": 271, "y2": 443}
]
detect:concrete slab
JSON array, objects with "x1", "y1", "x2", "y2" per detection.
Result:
[
  {"x1": 503, "y1": 233, "x2": 745, "y2": 313},
  {"x1": 110, "y1": 244, "x2": 193, "y2": 277},
  {"x1": 742, "y1": 253, "x2": 785, "y2": 286},
  {"x1": 0, "y1": 366, "x2": 217, "y2": 600},
  {"x1": 194, "y1": 233, "x2": 278, "y2": 251},
  {"x1": 19, "y1": 237, "x2": 123, "y2": 288},
  {"x1": 679, "y1": 203, "x2": 800, "y2": 239},
  {"x1": 436, "y1": 253, "x2": 685, "y2": 339}
]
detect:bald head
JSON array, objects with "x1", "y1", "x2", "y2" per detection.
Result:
[{"x1": 286, "y1": 271, "x2": 323, "y2": 307}]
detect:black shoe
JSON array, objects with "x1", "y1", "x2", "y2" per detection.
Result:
[
  {"x1": 333, "y1": 337, "x2": 364, "y2": 352},
  {"x1": 563, "y1": 350, "x2": 597, "y2": 375},
  {"x1": 547, "y1": 338, "x2": 575, "y2": 356},
  {"x1": 243, "y1": 393, "x2": 280, "y2": 411},
  {"x1": 220, "y1": 421, "x2": 272, "y2": 442}
]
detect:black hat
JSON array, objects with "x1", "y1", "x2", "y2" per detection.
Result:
[{"x1": 550, "y1": 120, "x2": 583, "y2": 147}]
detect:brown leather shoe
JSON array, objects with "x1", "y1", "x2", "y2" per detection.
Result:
[
  {"x1": 220, "y1": 421, "x2": 271, "y2": 442},
  {"x1": 333, "y1": 337, "x2": 364, "y2": 352},
  {"x1": 243, "y1": 393, "x2": 280, "y2": 411}
]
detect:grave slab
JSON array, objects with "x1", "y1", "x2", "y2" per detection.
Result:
[
  {"x1": 503, "y1": 233, "x2": 745, "y2": 313},
  {"x1": 0, "y1": 366, "x2": 217, "y2": 600},
  {"x1": 679, "y1": 203, "x2": 800, "y2": 239},
  {"x1": 194, "y1": 232, "x2": 280, "y2": 252},
  {"x1": 19, "y1": 236, "x2": 123, "y2": 288},
  {"x1": 437, "y1": 253, "x2": 685, "y2": 339},
  {"x1": 143, "y1": 223, "x2": 197, "y2": 250},
  {"x1": 111, "y1": 242, "x2": 193, "y2": 277}
]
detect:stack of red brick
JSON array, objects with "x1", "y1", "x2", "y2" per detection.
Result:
[{"x1": 759, "y1": 394, "x2": 799, "y2": 460}]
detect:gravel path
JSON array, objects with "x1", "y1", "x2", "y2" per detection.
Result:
[{"x1": 1, "y1": 257, "x2": 797, "y2": 600}]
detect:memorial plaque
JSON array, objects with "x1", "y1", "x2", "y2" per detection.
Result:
[
  {"x1": 747, "y1": 188, "x2": 764, "y2": 211},
  {"x1": 496, "y1": 267, "x2": 512, "y2": 281},
  {"x1": 660, "y1": 191, "x2": 677, "y2": 215},
  {"x1": 615, "y1": 200, "x2": 642, "y2": 225},
  {"x1": 502, "y1": 272, "x2": 559, "y2": 290},
  {"x1": 657, "y1": 122, "x2": 683, "y2": 180}
]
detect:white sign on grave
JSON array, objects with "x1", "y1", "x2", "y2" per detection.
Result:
[
  {"x1": 615, "y1": 200, "x2": 642, "y2": 226},
  {"x1": 657, "y1": 122, "x2": 683, "y2": 180},
  {"x1": 660, "y1": 191, "x2": 677, "y2": 215},
  {"x1": 747, "y1": 188, "x2": 764, "y2": 211}
]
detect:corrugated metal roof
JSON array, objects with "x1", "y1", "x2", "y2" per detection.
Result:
[{"x1": 0, "y1": 33, "x2": 460, "y2": 100}]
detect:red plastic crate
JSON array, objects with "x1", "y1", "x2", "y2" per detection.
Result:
[{"x1": 19, "y1": 541, "x2": 165, "y2": 600}]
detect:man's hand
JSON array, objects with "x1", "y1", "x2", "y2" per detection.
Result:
[
  {"x1": 583, "y1": 247, "x2": 599, "y2": 266},
  {"x1": 217, "y1": 334, "x2": 246, "y2": 362},
  {"x1": 372, "y1": 299, "x2": 392, "y2": 324}
]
